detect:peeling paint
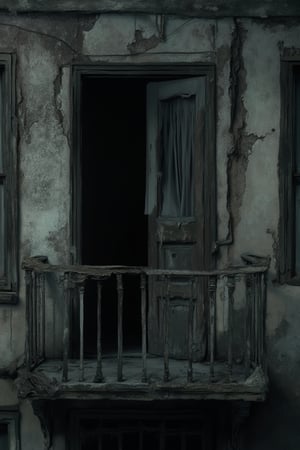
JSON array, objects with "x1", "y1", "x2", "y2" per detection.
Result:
[{"x1": 127, "y1": 29, "x2": 161, "y2": 54}]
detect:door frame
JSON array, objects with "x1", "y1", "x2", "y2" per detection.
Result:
[{"x1": 71, "y1": 63, "x2": 216, "y2": 267}]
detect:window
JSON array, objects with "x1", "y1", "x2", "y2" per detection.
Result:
[
  {"x1": 0, "y1": 409, "x2": 20, "y2": 450},
  {"x1": 0, "y1": 54, "x2": 17, "y2": 303},
  {"x1": 70, "y1": 409, "x2": 211, "y2": 450}
]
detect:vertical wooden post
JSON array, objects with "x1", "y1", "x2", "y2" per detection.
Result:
[
  {"x1": 187, "y1": 278, "x2": 194, "y2": 383},
  {"x1": 79, "y1": 284, "x2": 85, "y2": 382},
  {"x1": 94, "y1": 280, "x2": 103, "y2": 382},
  {"x1": 62, "y1": 272, "x2": 70, "y2": 382},
  {"x1": 244, "y1": 275, "x2": 252, "y2": 376},
  {"x1": 117, "y1": 274, "x2": 124, "y2": 381},
  {"x1": 163, "y1": 275, "x2": 170, "y2": 382},
  {"x1": 25, "y1": 270, "x2": 33, "y2": 370},
  {"x1": 209, "y1": 275, "x2": 216, "y2": 381},
  {"x1": 227, "y1": 275, "x2": 235, "y2": 379},
  {"x1": 140, "y1": 273, "x2": 147, "y2": 382}
]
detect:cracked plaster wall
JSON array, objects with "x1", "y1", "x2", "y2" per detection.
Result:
[{"x1": 0, "y1": 12, "x2": 298, "y2": 449}]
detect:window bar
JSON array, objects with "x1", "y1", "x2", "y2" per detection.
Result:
[
  {"x1": 94, "y1": 280, "x2": 103, "y2": 382},
  {"x1": 227, "y1": 275, "x2": 235, "y2": 380},
  {"x1": 118, "y1": 432, "x2": 122, "y2": 450},
  {"x1": 160, "y1": 421, "x2": 166, "y2": 450},
  {"x1": 117, "y1": 273, "x2": 124, "y2": 381},
  {"x1": 25, "y1": 270, "x2": 33, "y2": 370},
  {"x1": 208, "y1": 275, "x2": 217, "y2": 381},
  {"x1": 140, "y1": 273, "x2": 147, "y2": 382},
  {"x1": 164, "y1": 275, "x2": 170, "y2": 382},
  {"x1": 98, "y1": 419, "x2": 103, "y2": 450},
  {"x1": 62, "y1": 272, "x2": 70, "y2": 382},
  {"x1": 181, "y1": 432, "x2": 186, "y2": 450},
  {"x1": 187, "y1": 278, "x2": 194, "y2": 383},
  {"x1": 79, "y1": 284, "x2": 85, "y2": 381},
  {"x1": 139, "y1": 423, "x2": 143, "y2": 450},
  {"x1": 244, "y1": 274, "x2": 252, "y2": 376}
]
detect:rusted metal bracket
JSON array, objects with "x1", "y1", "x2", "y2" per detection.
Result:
[{"x1": 212, "y1": 216, "x2": 233, "y2": 254}]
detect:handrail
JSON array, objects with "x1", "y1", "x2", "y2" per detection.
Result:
[
  {"x1": 23, "y1": 255, "x2": 269, "y2": 386},
  {"x1": 22, "y1": 256, "x2": 269, "y2": 277}
]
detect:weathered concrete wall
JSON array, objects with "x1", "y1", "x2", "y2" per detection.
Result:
[{"x1": 0, "y1": 11, "x2": 299, "y2": 449}]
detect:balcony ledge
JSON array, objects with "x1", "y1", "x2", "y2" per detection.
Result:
[{"x1": 16, "y1": 364, "x2": 267, "y2": 402}]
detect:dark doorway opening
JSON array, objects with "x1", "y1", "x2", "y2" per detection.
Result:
[{"x1": 80, "y1": 77, "x2": 148, "y2": 355}]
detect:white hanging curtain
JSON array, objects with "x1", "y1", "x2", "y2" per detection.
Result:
[{"x1": 160, "y1": 95, "x2": 195, "y2": 218}]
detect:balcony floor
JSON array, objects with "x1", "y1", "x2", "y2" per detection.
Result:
[{"x1": 29, "y1": 354, "x2": 267, "y2": 402}]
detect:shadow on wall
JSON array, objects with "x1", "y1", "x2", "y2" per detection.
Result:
[{"x1": 244, "y1": 371, "x2": 300, "y2": 450}]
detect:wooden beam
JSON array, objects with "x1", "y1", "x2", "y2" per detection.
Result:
[{"x1": 1, "y1": 0, "x2": 300, "y2": 17}]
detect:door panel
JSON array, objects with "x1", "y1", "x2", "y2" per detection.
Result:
[{"x1": 146, "y1": 77, "x2": 212, "y2": 360}]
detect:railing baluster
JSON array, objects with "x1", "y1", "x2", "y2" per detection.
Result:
[
  {"x1": 254, "y1": 273, "x2": 258, "y2": 366},
  {"x1": 79, "y1": 284, "x2": 85, "y2": 381},
  {"x1": 41, "y1": 273, "x2": 46, "y2": 360},
  {"x1": 209, "y1": 276, "x2": 217, "y2": 381},
  {"x1": 244, "y1": 275, "x2": 252, "y2": 376},
  {"x1": 25, "y1": 270, "x2": 33, "y2": 370},
  {"x1": 36, "y1": 273, "x2": 42, "y2": 361},
  {"x1": 140, "y1": 273, "x2": 147, "y2": 382},
  {"x1": 261, "y1": 272, "x2": 267, "y2": 370},
  {"x1": 249, "y1": 274, "x2": 255, "y2": 367},
  {"x1": 163, "y1": 276, "x2": 170, "y2": 382},
  {"x1": 227, "y1": 275, "x2": 235, "y2": 379},
  {"x1": 62, "y1": 272, "x2": 70, "y2": 382},
  {"x1": 32, "y1": 272, "x2": 38, "y2": 365},
  {"x1": 117, "y1": 274, "x2": 124, "y2": 381},
  {"x1": 94, "y1": 280, "x2": 103, "y2": 383},
  {"x1": 256, "y1": 273, "x2": 262, "y2": 367},
  {"x1": 187, "y1": 278, "x2": 194, "y2": 383}
]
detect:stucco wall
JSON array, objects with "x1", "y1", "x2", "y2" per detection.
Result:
[{"x1": 0, "y1": 11, "x2": 299, "y2": 449}]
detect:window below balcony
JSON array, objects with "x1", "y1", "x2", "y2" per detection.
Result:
[{"x1": 70, "y1": 408, "x2": 213, "y2": 450}]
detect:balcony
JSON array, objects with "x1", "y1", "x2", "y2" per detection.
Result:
[{"x1": 19, "y1": 256, "x2": 269, "y2": 402}]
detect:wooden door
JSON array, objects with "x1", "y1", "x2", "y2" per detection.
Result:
[{"x1": 145, "y1": 76, "x2": 214, "y2": 360}]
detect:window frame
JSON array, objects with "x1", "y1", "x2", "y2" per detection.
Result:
[
  {"x1": 0, "y1": 409, "x2": 20, "y2": 450},
  {"x1": 0, "y1": 53, "x2": 17, "y2": 303},
  {"x1": 71, "y1": 63, "x2": 216, "y2": 267}
]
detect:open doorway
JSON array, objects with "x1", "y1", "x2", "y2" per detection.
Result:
[
  {"x1": 81, "y1": 77, "x2": 148, "y2": 355},
  {"x1": 75, "y1": 65, "x2": 215, "y2": 358}
]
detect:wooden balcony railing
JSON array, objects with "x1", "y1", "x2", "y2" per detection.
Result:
[{"x1": 21, "y1": 256, "x2": 269, "y2": 401}]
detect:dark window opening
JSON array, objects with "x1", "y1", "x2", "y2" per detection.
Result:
[
  {"x1": 280, "y1": 63, "x2": 300, "y2": 282},
  {"x1": 0, "y1": 423, "x2": 9, "y2": 450},
  {"x1": 79, "y1": 416, "x2": 205, "y2": 450}
]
